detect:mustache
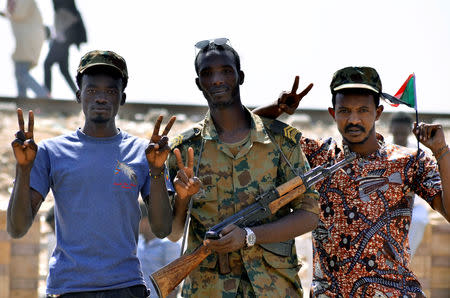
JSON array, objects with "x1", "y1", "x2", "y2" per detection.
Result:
[{"x1": 345, "y1": 124, "x2": 366, "y2": 133}]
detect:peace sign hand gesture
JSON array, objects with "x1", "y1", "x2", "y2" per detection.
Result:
[
  {"x1": 145, "y1": 115, "x2": 176, "y2": 170},
  {"x1": 11, "y1": 109, "x2": 38, "y2": 169},
  {"x1": 173, "y1": 147, "x2": 203, "y2": 200},
  {"x1": 277, "y1": 76, "x2": 313, "y2": 115}
]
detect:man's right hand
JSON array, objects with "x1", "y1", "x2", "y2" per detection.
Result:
[
  {"x1": 277, "y1": 76, "x2": 313, "y2": 115},
  {"x1": 11, "y1": 109, "x2": 37, "y2": 168},
  {"x1": 252, "y1": 76, "x2": 312, "y2": 119},
  {"x1": 173, "y1": 147, "x2": 202, "y2": 201}
]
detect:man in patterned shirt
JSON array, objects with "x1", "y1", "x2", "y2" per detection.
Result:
[
  {"x1": 167, "y1": 40, "x2": 320, "y2": 297},
  {"x1": 253, "y1": 66, "x2": 450, "y2": 297}
]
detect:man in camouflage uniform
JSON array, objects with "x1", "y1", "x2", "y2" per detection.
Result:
[
  {"x1": 167, "y1": 40, "x2": 319, "y2": 297},
  {"x1": 254, "y1": 67, "x2": 450, "y2": 297}
]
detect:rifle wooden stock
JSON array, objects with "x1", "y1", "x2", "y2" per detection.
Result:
[{"x1": 150, "y1": 244, "x2": 211, "y2": 298}]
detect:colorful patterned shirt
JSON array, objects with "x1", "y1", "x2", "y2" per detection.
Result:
[
  {"x1": 169, "y1": 109, "x2": 319, "y2": 297},
  {"x1": 301, "y1": 134, "x2": 441, "y2": 298}
]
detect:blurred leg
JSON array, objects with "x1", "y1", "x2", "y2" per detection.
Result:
[
  {"x1": 58, "y1": 43, "x2": 77, "y2": 95},
  {"x1": 14, "y1": 61, "x2": 28, "y2": 97},
  {"x1": 44, "y1": 40, "x2": 59, "y2": 93}
]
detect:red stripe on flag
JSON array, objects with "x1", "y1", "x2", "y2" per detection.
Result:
[{"x1": 394, "y1": 74, "x2": 414, "y2": 98}]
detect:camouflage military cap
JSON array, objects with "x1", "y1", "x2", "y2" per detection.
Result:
[
  {"x1": 330, "y1": 66, "x2": 381, "y2": 94},
  {"x1": 77, "y1": 50, "x2": 128, "y2": 85}
]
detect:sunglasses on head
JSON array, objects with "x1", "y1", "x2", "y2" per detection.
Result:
[{"x1": 194, "y1": 38, "x2": 230, "y2": 49}]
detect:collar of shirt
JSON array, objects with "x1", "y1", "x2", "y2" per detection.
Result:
[
  {"x1": 200, "y1": 107, "x2": 272, "y2": 159},
  {"x1": 342, "y1": 133, "x2": 388, "y2": 161},
  {"x1": 201, "y1": 107, "x2": 271, "y2": 144}
]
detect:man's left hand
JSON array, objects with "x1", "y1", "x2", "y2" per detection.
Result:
[
  {"x1": 203, "y1": 224, "x2": 247, "y2": 253},
  {"x1": 413, "y1": 122, "x2": 447, "y2": 153},
  {"x1": 146, "y1": 115, "x2": 176, "y2": 169}
]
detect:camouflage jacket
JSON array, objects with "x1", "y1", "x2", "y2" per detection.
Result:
[{"x1": 168, "y1": 109, "x2": 319, "y2": 297}]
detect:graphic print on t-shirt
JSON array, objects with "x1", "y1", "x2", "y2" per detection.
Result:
[{"x1": 113, "y1": 160, "x2": 138, "y2": 189}]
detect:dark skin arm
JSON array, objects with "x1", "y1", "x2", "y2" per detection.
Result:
[
  {"x1": 168, "y1": 146, "x2": 319, "y2": 252},
  {"x1": 252, "y1": 76, "x2": 313, "y2": 119},
  {"x1": 204, "y1": 210, "x2": 318, "y2": 253},
  {"x1": 413, "y1": 122, "x2": 450, "y2": 222},
  {"x1": 144, "y1": 115, "x2": 177, "y2": 238},
  {"x1": 7, "y1": 109, "x2": 44, "y2": 238}
]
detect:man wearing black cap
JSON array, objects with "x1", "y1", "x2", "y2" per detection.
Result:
[
  {"x1": 7, "y1": 50, "x2": 176, "y2": 297},
  {"x1": 254, "y1": 66, "x2": 449, "y2": 297}
]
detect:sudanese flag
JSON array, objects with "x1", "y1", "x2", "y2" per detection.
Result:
[{"x1": 382, "y1": 74, "x2": 416, "y2": 108}]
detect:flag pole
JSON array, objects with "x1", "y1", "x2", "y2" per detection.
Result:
[{"x1": 413, "y1": 73, "x2": 419, "y2": 151}]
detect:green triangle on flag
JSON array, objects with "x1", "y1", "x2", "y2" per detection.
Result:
[
  {"x1": 382, "y1": 73, "x2": 417, "y2": 109},
  {"x1": 393, "y1": 74, "x2": 416, "y2": 108}
]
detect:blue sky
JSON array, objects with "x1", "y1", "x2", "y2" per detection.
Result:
[{"x1": 1, "y1": 0, "x2": 449, "y2": 113}]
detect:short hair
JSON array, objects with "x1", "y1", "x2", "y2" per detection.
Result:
[
  {"x1": 390, "y1": 112, "x2": 413, "y2": 126},
  {"x1": 332, "y1": 88, "x2": 380, "y2": 108},
  {"x1": 76, "y1": 65, "x2": 127, "y2": 90},
  {"x1": 194, "y1": 43, "x2": 241, "y2": 74}
]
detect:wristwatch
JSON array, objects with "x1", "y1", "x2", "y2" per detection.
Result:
[{"x1": 244, "y1": 227, "x2": 256, "y2": 247}]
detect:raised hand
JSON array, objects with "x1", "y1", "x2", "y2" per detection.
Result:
[
  {"x1": 145, "y1": 115, "x2": 176, "y2": 169},
  {"x1": 173, "y1": 147, "x2": 202, "y2": 200},
  {"x1": 413, "y1": 122, "x2": 447, "y2": 153},
  {"x1": 203, "y1": 224, "x2": 246, "y2": 253},
  {"x1": 277, "y1": 76, "x2": 313, "y2": 115},
  {"x1": 11, "y1": 109, "x2": 38, "y2": 168}
]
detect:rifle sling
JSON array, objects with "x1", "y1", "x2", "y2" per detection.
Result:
[
  {"x1": 263, "y1": 125, "x2": 301, "y2": 177},
  {"x1": 180, "y1": 138, "x2": 205, "y2": 257},
  {"x1": 256, "y1": 127, "x2": 298, "y2": 258}
]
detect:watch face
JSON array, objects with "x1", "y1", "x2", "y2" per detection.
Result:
[
  {"x1": 246, "y1": 228, "x2": 256, "y2": 246},
  {"x1": 248, "y1": 233, "x2": 256, "y2": 245}
]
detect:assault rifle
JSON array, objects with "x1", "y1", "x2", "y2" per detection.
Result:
[{"x1": 150, "y1": 153, "x2": 356, "y2": 297}]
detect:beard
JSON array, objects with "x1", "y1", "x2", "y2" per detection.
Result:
[
  {"x1": 206, "y1": 86, "x2": 240, "y2": 109},
  {"x1": 91, "y1": 116, "x2": 110, "y2": 123},
  {"x1": 209, "y1": 98, "x2": 235, "y2": 109},
  {"x1": 343, "y1": 124, "x2": 375, "y2": 145}
]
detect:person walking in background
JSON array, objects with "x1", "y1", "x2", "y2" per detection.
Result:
[
  {"x1": 389, "y1": 112, "x2": 430, "y2": 257},
  {"x1": 44, "y1": 0, "x2": 87, "y2": 97},
  {"x1": 137, "y1": 202, "x2": 180, "y2": 298},
  {"x1": 2, "y1": 0, "x2": 49, "y2": 98}
]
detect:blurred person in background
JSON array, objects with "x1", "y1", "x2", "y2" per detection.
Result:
[
  {"x1": 44, "y1": 0, "x2": 87, "y2": 97},
  {"x1": 1, "y1": 0, "x2": 49, "y2": 98},
  {"x1": 138, "y1": 202, "x2": 180, "y2": 298},
  {"x1": 389, "y1": 112, "x2": 430, "y2": 257},
  {"x1": 44, "y1": 206, "x2": 56, "y2": 267}
]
